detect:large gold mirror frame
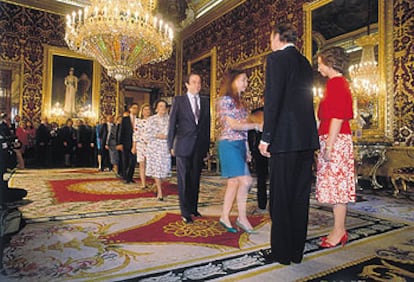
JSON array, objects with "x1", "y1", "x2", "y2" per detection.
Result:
[
  {"x1": 303, "y1": 0, "x2": 393, "y2": 139},
  {"x1": 187, "y1": 47, "x2": 217, "y2": 140}
]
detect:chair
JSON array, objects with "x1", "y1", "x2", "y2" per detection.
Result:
[
  {"x1": 391, "y1": 167, "x2": 414, "y2": 197},
  {"x1": 206, "y1": 142, "x2": 220, "y2": 173}
]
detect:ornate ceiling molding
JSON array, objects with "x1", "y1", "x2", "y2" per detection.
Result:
[{"x1": 180, "y1": 0, "x2": 246, "y2": 40}]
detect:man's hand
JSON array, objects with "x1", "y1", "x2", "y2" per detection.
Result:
[
  {"x1": 246, "y1": 150, "x2": 252, "y2": 162},
  {"x1": 170, "y1": 149, "x2": 175, "y2": 157},
  {"x1": 259, "y1": 143, "x2": 271, "y2": 158},
  {"x1": 116, "y1": 144, "x2": 123, "y2": 151}
]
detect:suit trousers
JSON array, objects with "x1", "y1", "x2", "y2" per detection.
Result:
[
  {"x1": 253, "y1": 151, "x2": 269, "y2": 209},
  {"x1": 175, "y1": 149, "x2": 204, "y2": 217},
  {"x1": 122, "y1": 149, "x2": 136, "y2": 182},
  {"x1": 269, "y1": 150, "x2": 314, "y2": 263}
]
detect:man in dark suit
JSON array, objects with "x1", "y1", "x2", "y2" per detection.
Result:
[
  {"x1": 35, "y1": 117, "x2": 51, "y2": 167},
  {"x1": 117, "y1": 103, "x2": 139, "y2": 184},
  {"x1": 248, "y1": 105, "x2": 268, "y2": 212},
  {"x1": 168, "y1": 73, "x2": 210, "y2": 224},
  {"x1": 258, "y1": 23, "x2": 319, "y2": 265},
  {"x1": 99, "y1": 115, "x2": 113, "y2": 171}
]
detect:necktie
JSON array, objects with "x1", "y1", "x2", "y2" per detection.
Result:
[{"x1": 194, "y1": 96, "x2": 200, "y2": 122}]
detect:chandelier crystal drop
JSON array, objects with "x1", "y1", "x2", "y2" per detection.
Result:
[
  {"x1": 64, "y1": 0, "x2": 173, "y2": 82},
  {"x1": 349, "y1": 34, "x2": 379, "y2": 96}
]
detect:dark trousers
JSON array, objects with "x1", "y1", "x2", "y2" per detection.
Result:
[
  {"x1": 269, "y1": 150, "x2": 314, "y2": 263},
  {"x1": 36, "y1": 144, "x2": 48, "y2": 167},
  {"x1": 122, "y1": 149, "x2": 136, "y2": 182},
  {"x1": 253, "y1": 152, "x2": 269, "y2": 209},
  {"x1": 175, "y1": 150, "x2": 203, "y2": 217},
  {"x1": 101, "y1": 148, "x2": 111, "y2": 171}
]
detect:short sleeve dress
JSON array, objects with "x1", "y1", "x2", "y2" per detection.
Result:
[
  {"x1": 216, "y1": 96, "x2": 250, "y2": 178},
  {"x1": 145, "y1": 114, "x2": 171, "y2": 179},
  {"x1": 316, "y1": 76, "x2": 356, "y2": 204}
]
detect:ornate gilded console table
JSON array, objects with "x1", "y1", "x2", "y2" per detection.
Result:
[{"x1": 354, "y1": 141, "x2": 392, "y2": 189}]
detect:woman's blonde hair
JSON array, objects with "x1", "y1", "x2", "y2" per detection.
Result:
[
  {"x1": 318, "y1": 46, "x2": 349, "y2": 75},
  {"x1": 139, "y1": 103, "x2": 151, "y2": 118}
]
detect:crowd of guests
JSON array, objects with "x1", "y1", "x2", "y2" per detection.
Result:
[{"x1": 2, "y1": 115, "x2": 101, "y2": 169}]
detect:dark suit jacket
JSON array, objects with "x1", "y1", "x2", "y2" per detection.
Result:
[
  {"x1": 262, "y1": 46, "x2": 319, "y2": 153},
  {"x1": 118, "y1": 116, "x2": 134, "y2": 151},
  {"x1": 35, "y1": 123, "x2": 51, "y2": 145},
  {"x1": 168, "y1": 95, "x2": 210, "y2": 158},
  {"x1": 99, "y1": 123, "x2": 109, "y2": 149}
]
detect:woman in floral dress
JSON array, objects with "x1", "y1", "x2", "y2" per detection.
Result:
[
  {"x1": 136, "y1": 103, "x2": 152, "y2": 189},
  {"x1": 145, "y1": 100, "x2": 171, "y2": 200},
  {"x1": 316, "y1": 46, "x2": 355, "y2": 248}
]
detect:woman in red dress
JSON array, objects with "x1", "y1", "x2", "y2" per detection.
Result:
[{"x1": 316, "y1": 46, "x2": 356, "y2": 248}]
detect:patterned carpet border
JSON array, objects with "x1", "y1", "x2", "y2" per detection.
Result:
[
  {"x1": 119, "y1": 205, "x2": 409, "y2": 282},
  {"x1": 298, "y1": 255, "x2": 414, "y2": 282}
]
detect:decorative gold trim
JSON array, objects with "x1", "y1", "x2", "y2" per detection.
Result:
[
  {"x1": 303, "y1": 0, "x2": 392, "y2": 140},
  {"x1": 2, "y1": 0, "x2": 80, "y2": 16},
  {"x1": 115, "y1": 81, "x2": 120, "y2": 117},
  {"x1": 187, "y1": 46, "x2": 217, "y2": 141},
  {"x1": 181, "y1": 0, "x2": 247, "y2": 40},
  {"x1": 42, "y1": 45, "x2": 101, "y2": 123},
  {"x1": 303, "y1": 0, "x2": 333, "y2": 61},
  {"x1": 0, "y1": 59, "x2": 24, "y2": 117},
  {"x1": 384, "y1": 0, "x2": 394, "y2": 139},
  {"x1": 175, "y1": 38, "x2": 184, "y2": 97},
  {"x1": 232, "y1": 55, "x2": 265, "y2": 71}
]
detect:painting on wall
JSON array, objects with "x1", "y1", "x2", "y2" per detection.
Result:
[{"x1": 43, "y1": 46, "x2": 100, "y2": 121}]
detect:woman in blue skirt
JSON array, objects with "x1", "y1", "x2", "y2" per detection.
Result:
[{"x1": 216, "y1": 69, "x2": 263, "y2": 233}]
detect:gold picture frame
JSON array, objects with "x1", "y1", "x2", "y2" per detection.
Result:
[
  {"x1": 187, "y1": 46, "x2": 217, "y2": 140},
  {"x1": 303, "y1": 0, "x2": 393, "y2": 139},
  {"x1": 42, "y1": 45, "x2": 100, "y2": 123}
]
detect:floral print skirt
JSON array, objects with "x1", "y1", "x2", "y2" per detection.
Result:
[{"x1": 316, "y1": 134, "x2": 356, "y2": 204}]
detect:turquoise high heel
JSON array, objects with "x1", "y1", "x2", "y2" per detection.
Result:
[
  {"x1": 236, "y1": 219, "x2": 258, "y2": 234},
  {"x1": 219, "y1": 220, "x2": 237, "y2": 233}
]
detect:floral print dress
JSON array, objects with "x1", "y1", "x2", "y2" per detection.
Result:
[{"x1": 144, "y1": 114, "x2": 171, "y2": 179}]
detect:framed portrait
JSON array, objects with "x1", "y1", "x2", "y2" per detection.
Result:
[{"x1": 42, "y1": 46, "x2": 100, "y2": 121}]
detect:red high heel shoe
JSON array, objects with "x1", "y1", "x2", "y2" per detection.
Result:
[{"x1": 320, "y1": 232, "x2": 348, "y2": 248}]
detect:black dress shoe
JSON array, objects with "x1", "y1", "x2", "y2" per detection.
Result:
[
  {"x1": 258, "y1": 249, "x2": 290, "y2": 265},
  {"x1": 192, "y1": 211, "x2": 202, "y2": 217},
  {"x1": 291, "y1": 258, "x2": 302, "y2": 264},
  {"x1": 182, "y1": 216, "x2": 193, "y2": 224}
]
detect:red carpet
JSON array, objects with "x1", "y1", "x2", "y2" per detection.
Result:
[
  {"x1": 102, "y1": 213, "x2": 268, "y2": 249},
  {"x1": 49, "y1": 178, "x2": 178, "y2": 203}
]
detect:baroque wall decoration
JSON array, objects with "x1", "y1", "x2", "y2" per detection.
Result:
[
  {"x1": 180, "y1": 0, "x2": 414, "y2": 144},
  {"x1": 393, "y1": 0, "x2": 414, "y2": 143},
  {"x1": 0, "y1": 1, "x2": 176, "y2": 123},
  {"x1": 182, "y1": 0, "x2": 306, "y2": 138}
]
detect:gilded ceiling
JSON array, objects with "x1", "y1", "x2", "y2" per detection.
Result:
[{"x1": 4, "y1": 0, "x2": 222, "y2": 29}]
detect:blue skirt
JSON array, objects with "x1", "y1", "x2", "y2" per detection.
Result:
[{"x1": 217, "y1": 139, "x2": 250, "y2": 178}]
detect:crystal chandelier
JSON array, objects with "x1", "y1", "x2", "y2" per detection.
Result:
[
  {"x1": 348, "y1": 34, "x2": 379, "y2": 96},
  {"x1": 64, "y1": 0, "x2": 174, "y2": 82}
]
